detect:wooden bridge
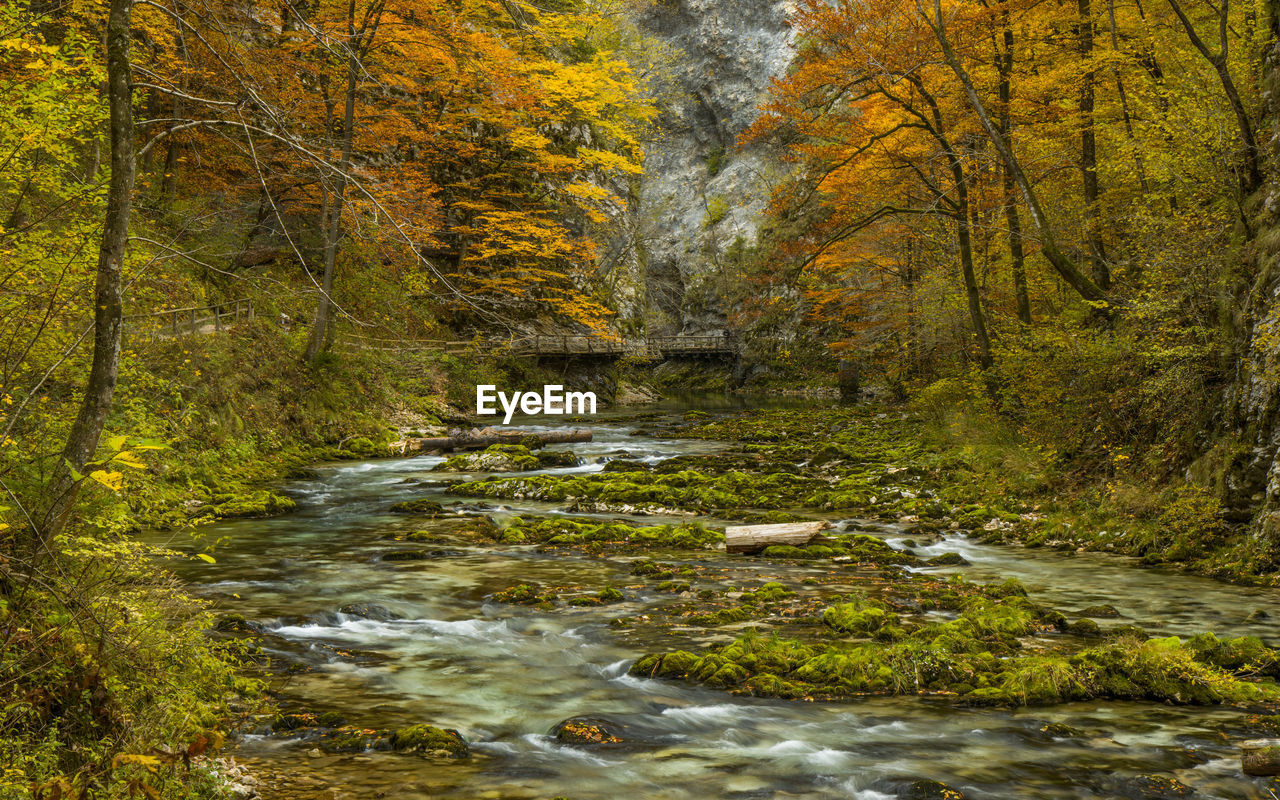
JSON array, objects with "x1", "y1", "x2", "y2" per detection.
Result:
[
  {"x1": 124, "y1": 299, "x2": 737, "y2": 362},
  {"x1": 124, "y1": 299, "x2": 255, "y2": 344},
  {"x1": 509, "y1": 333, "x2": 737, "y2": 360}
]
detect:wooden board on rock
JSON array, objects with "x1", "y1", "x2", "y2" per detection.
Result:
[{"x1": 724, "y1": 521, "x2": 831, "y2": 554}]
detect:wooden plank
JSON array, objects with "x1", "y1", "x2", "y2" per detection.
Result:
[{"x1": 724, "y1": 521, "x2": 830, "y2": 554}]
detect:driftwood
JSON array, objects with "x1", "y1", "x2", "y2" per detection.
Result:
[
  {"x1": 725, "y1": 521, "x2": 831, "y2": 554},
  {"x1": 392, "y1": 427, "x2": 593, "y2": 455}
]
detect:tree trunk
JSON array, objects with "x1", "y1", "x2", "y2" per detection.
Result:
[
  {"x1": 995, "y1": 5, "x2": 1031, "y2": 325},
  {"x1": 36, "y1": 0, "x2": 136, "y2": 550},
  {"x1": 955, "y1": 178, "x2": 993, "y2": 368},
  {"x1": 1078, "y1": 0, "x2": 1110, "y2": 290},
  {"x1": 725, "y1": 522, "x2": 831, "y2": 554},
  {"x1": 305, "y1": 0, "x2": 359, "y2": 362}
]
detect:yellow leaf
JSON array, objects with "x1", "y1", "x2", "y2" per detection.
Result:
[
  {"x1": 195, "y1": 553, "x2": 216, "y2": 564},
  {"x1": 105, "y1": 434, "x2": 127, "y2": 451},
  {"x1": 90, "y1": 470, "x2": 124, "y2": 491},
  {"x1": 112, "y1": 451, "x2": 146, "y2": 469}
]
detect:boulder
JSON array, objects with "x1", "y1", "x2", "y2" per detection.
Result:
[{"x1": 550, "y1": 717, "x2": 624, "y2": 745}]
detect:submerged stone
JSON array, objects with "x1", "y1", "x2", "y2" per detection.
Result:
[{"x1": 1079, "y1": 604, "x2": 1122, "y2": 618}]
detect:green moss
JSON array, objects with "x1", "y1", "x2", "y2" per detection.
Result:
[
  {"x1": 319, "y1": 727, "x2": 375, "y2": 753},
  {"x1": 209, "y1": 489, "x2": 296, "y2": 519},
  {"x1": 389, "y1": 498, "x2": 445, "y2": 515},
  {"x1": 436, "y1": 444, "x2": 540, "y2": 473},
  {"x1": 824, "y1": 599, "x2": 897, "y2": 635},
  {"x1": 635, "y1": 582, "x2": 1280, "y2": 708},
  {"x1": 688, "y1": 607, "x2": 752, "y2": 626},
  {"x1": 389, "y1": 724, "x2": 469, "y2": 757},
  {"x1": 491, "y1": 583, "x2": 558, "y2": 605},
  {"x1": 742, "y1": 582, "x2": 796, "y2": 603},
  {"x1": 492, "y1": 516, "x2": 722, "y2": 551},
  {"x1": 630, "y1": 650, "x2": 700, "y2": 679}
]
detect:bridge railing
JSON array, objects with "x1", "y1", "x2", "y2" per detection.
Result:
[{"x1": 125, "y1": 299, "x2": 254, "y2": 343}]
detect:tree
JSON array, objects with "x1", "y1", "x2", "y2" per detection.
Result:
[{"x1": 35, "y1": 0, "x2": 137, "y2": 551}]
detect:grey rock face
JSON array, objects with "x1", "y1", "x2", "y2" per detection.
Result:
[{"x1": 613, "y1": 0, "x2": 796, "y2": 333}]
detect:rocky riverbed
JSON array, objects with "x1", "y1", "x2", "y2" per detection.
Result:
[{"x1": 154, "y1": 398, "x2": 1280, "y2": 799}]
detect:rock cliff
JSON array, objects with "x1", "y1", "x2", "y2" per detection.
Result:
[{"x1": 611, "y1": 0, "x2": 797, "y2": 333}]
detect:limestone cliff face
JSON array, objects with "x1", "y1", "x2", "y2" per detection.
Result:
[
  {"x1": 613, "y1": 0, "x2": 797, "y2": 333},
  {"x1": 1218, "y1": 12, "x2": 1280, "y2": 533}
]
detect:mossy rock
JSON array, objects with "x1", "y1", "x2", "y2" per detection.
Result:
[
  {"x1": 491, "y1": 584, "x2": 557, "y2": 605},
  {"x1": 929, "y1": 552, "x2": 970, "y2": 566},
  {"x1": 338, "y1": 603, "x2": 400, "y2": 621},
  {"x1": 435, "y1": 445, "x2": 540, "y2": 473},
  {"x1": 271, "y1": 713, "x2": 317, "y2": 732},
  {"x1": 630, "y1": 650, "x2": 699, "y2": 680},
  {"x1": 213, "y1": 613, "x2": 256, "y2": 633},
  {"x1": 389, "y1": 724, "x2": 468, "y2": 757},
  {"x1": 741, "y1": 582, "x2": 796, "y2": 603},
  {"x1": 1067, "y1": 618, "x2": 1102, "y2": 637},
  {"x1": 1040, "y1": 722, "x2": 1085, "y2": 738},
  {"x1": 824, "y1": 599, "x2": 896, "y2": 634},
  {"x1": 550, "y1": 717, "x2": 623, "y2": 745},
  {"x1": 689, "y1": 607, "x2": 752, "y2": 626},
  {"x1": 902, "y1": 780, "x2": 966, "y2": 799},
  {"x1": 346, "y1": 437, "x2": 376, "y2": 455},
  {"x1": 537, "y1": 450, "x2": 581, "y2": 468},
  {"x1": 1079, "y1": 604, "x2": 1121, "y2": 618},
  {"x1": 210, "y1": 489, "x2": 296, "y2": 519},
  {"x1": 318, "y1": 726, "x2": 377, "y2": 754},
  {"x1": 381, "y1": 549, "x2": 461, "y2": 562},
  {"x1": 963, "y1": 687, "x2": 1015, "y2": 706},
  {"x1": 389, "y1": 498, "x2": 445, "y2": 515},
  {"x1": 1108, "y1": 774, "x2": 1194, "y2": 799},
  {"x1": 602, "y1": 459, "x2": 652, "y2": 473}
]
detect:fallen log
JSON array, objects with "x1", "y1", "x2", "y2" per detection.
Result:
[
  {"x1": 391, "y1": 428, "x2": 593, "y2": 456},
  {"x1": 725, "y1": 521, "x2": 831, "y2": 554}
]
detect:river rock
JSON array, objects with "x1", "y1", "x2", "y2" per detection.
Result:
[
  {"x1": 388, "y1": 498, "x2": 445, "y2": 515},
  {"x1": 1068, "y1": 618, "x2": 1103, "y2": 637},
  {"x1": 536, "y1": 450, "x2": 581, "y2": 468},
  {"x1": 433, "y1": 445, "x2": 540, "y2": 473},
  {"x1": 1243, "y1": 738, "x2": 1280, "y2": 776},
  {"x1": 550, "y1": 717, "x2": 624, "y2": 745},
  {"x1": 338, "y1": 603, "x2": 400, "y2": 621},
  {"x1": 880, "y1": 779, "x2": 965, "y2": 799},
  {"x1": 380, "y1": 549, "x2": 464, "y2": 562},
  {"x1": 1040, "y1": 722, "x2": 1086, "y2": 739},
  {"x1": 928, "y1": 552, "x2": 970, "y2": 566},
  {"x1": 1106, "y1": 774, "x2": 1195, "y2": 798},
  {"x1": 1079, "y1": 604, "x2": 1122, "y2": 618},
  {"x1": 389, "y1": 724, "x2": 469, "y2": 758}
]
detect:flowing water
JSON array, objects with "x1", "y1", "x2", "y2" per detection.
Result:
[{"x1": 151, "y1": 398, "x2": 1280, "y2": 799}]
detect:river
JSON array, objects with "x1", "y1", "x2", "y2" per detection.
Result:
[{"x1": 150, "y1": 398, "x2": 1280, "y2": 799}]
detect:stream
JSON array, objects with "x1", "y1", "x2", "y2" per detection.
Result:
[{"x1": 151, "y1": 398, "x2": 1280, "y2": 799}]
